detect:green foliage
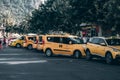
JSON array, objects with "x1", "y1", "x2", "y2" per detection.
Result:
[{"x1": 27, "y1": 0, "x2": 120, "y2": 34}]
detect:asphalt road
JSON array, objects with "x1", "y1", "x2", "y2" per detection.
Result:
[{"x1": 0, "y1": 47, "x2": 120, "y2": 80}]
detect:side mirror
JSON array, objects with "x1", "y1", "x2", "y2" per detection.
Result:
[{"x1": 100, "y1": 43, "x2": 106, "y2": 46}]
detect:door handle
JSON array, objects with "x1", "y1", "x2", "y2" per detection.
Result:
[{"x1": 59, "y1": 45, "x2": 62, "y2": 48}]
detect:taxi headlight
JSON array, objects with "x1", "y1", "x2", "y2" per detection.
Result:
[{"x1": 113, "y1": 48, "x2": 120, "y2": 52}]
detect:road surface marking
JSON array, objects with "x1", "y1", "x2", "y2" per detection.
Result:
[{"x1": 0, "y1": 60, "x2": 47, "y2": 65}]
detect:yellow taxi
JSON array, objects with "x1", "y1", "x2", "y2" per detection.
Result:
[
  {"x1": 23, "y1": 34, "x2": 38, "y2": 50},
  {"x1": 42, "y1": 34, "x2": 86, "y2": 58},
  {"x1": 10, "y1": 36, "x2": 24, "y2": 48},
  {"x1": 86, "y1": 37, "x2": 120, "y2": 64}
]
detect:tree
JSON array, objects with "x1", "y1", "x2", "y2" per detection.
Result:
[
  {"x1": 28, "y1": 0, "x2": 120, "y2": 35},
  {"x1": 103, "y1": 0, "x2": 120, "y2": 32},
  {"x1": 28, "y1": 0, "x2": 76, "y2": 34}
]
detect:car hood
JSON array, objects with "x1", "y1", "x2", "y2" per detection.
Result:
[{"x1": 110, "y1": 46, "x2": 120, "y2": 50}]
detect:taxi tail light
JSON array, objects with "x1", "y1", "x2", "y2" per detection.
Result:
[
  {"x1": 34, "y1": 40, "x2": 38, "y2": 44},
  {"x1": 42, "y1": 40, "x2": 45, "y2": 45}
]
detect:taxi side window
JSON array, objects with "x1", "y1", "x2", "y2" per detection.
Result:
[
  {"x1": 28, "y1": 37, "x2": 34, "y2": 40},
  {"x1": 20, "y1": 36, "x2": 25, "y2": 40},
  {"x1": 107, "y1": 39, "x2": 120, "y2": 45},
  {"x1": 98, "y1": 39, "x2": 105, "y2": 44},
  {"x1": 47, "y1": 37, "x2": 60, "y2": 43},
  {"x1": 47, "y1": 37, "x2": 53, "y2": 42},
  {"x1": 91, "y1": 38, "x2": 99, "y2": 44},
  {"x1": 53, "y1": 37, "x2": 60, "y2": 43},
  {"x1": 62, "y1": 37, "x2": 70, "y2": 44},
  {"x1": 33, "y1": 37, "x2": 37, "y2": 41}
]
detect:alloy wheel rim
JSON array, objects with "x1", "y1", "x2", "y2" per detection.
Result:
[
  {"x1": 46, "y1": 50, "x2": 51, "y2": 56},
  {"x1": 75, "y1": 51, "x2": 79, "y2": 58},
  {"x1": 106, "y1": 54, "x2": 112, "y2": 63},
  {"x1": 17, "y1": 44, "x2": 20, "y2": 48},
  {"x1": 28, "y1": 45, "x2": 32, "y2": 49}
]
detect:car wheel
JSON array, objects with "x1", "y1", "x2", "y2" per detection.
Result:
[
  {"x1": 27, "y1": 45, "x2": 33, "y2": 50},
  {"x1": 74, "y1": 51, "x2": 81, "y2": 59},
  {"x1": 86, "y1": 50, "x2": 92, "y2": 60},
  {"x1": 16, "y1": 44, "x2": 21, "y2": 48},
  {"x1": 45, "y1": 49, "x2": 52, "y2": 57},
  {"x1": 105, "y1": 53, "x2": 113, "y2": 64}
]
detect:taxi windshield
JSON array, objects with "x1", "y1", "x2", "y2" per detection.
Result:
[{"x1": 106, "y1": 39, "x2": 120, "y2": 45}]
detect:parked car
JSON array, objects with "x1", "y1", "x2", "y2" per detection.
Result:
[
  {"x1": 8, "y1": 37, "x2": 17, "y2": 46},
  {"x1": 85, "y1": 37, "x2": 120, "y2": 64},
  {"x1": 42, "y1": 34, "x2": 86, "y2": 58},
  {"x1": 9, "y1": 36, "x2": 24, "y2": 48},
  {"x1": 22, "y1": 34, "x2": 39, "y2": 50}
]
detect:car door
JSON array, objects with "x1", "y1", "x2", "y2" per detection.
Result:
[
  {"x1": 60, "y1": 37, "x2": 72, "y2": 55},
  {"x1": 96, "y1": 38, "x2": 106, "y2": 57},
  {"x1": 87, "y1": 38, "x2": 99, "y2": 54},
  {"x1": 51, "y1": 37, "x2": 62, "y2": 54}
]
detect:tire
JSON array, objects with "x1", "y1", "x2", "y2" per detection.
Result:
[
  {"x1": 27, "y1": 45, "x2": 33, "y2": 50},
  {"x1": 16, "y1": 44, "x2": 21, "y2": 48},
  {"x1": 105, "y1": 53, "x2": 113, "y2": 64},
  {"x1": 45, "y1": 49, "x2": 52, "y2": 57},
  {"x1": 86, "y1": 50, "x2": 92, "y2": 60},
  {"x1": 73, "y1": 51, "x2": 81, "y2": 59}
]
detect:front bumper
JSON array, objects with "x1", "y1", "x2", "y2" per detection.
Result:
[{"x1": 115, "y1": 55, "x2": 120, "y2": 60}]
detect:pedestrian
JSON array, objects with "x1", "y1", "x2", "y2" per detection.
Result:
[
  {"x1": 0, "y1": 39, "x2": 2, "y2": 49},
  {"x1": 3, "y1": 36, "x2": 7, "y2": 48}
]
